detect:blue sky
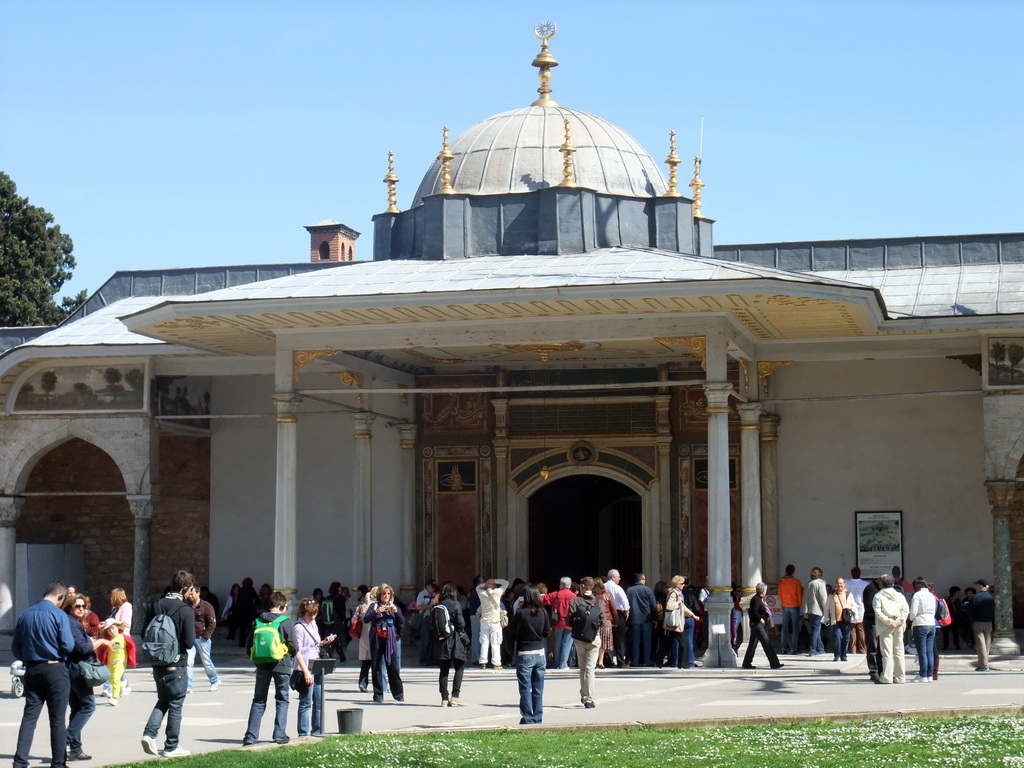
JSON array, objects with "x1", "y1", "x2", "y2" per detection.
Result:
[{"x1": 3, "y1": 1, "x2": 1022, "y2": 299}]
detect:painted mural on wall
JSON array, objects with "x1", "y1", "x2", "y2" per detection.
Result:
[
  {"x1": 14, "y1": 364, "x2": 147, "y2": 412},
  {"x1": 987, "y1": 338, "x2": 1024, "y2": 386},
  {"x1": 152, "y1": 375, "x2": 212, "y2": 428}
]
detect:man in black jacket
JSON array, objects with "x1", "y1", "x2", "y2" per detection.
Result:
[
  {"x1": 626, "y1": 574, "x2": 658, "y2": 667},
  {"x1": 862, "y1": 575, "x2": 883, "y2": 682},
  {"x1": 141, "y1": 570, "x2": 196, "y2": 759},
  {"x1": 741, "y1": 583, "x2": 784, "y2": 670}
]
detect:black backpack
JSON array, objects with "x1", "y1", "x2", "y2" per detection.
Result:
[
  {"x1": 431, "y1": 603, "x2": 453, "y2": 640},
  {"x1": 569, "y1": 600, "x2": 600, "y2": 643}
]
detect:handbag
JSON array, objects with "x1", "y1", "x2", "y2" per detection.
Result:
[
  {"x1": 78, "y1": 660, "x2": 111, "y2": 687},
  {"x1": 499, "y1": 609, "x2": 509, "y2": 629},
  {"x1": 348, "y1": 614, "x2": 363, "y2": 640},
  {"x1": 665, "y1": 606, "x2": 682, "y2": 630},
  {"x1": 841, "y1": 608, "x2": 854, "y2": 623}
]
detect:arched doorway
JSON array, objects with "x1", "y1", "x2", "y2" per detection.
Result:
[
  {"x1": 527, "y1": 475, "x2": 641, "y2": 585},
  {"x1": 16, "y1": 438, "x2": 130, "y2": 615}
]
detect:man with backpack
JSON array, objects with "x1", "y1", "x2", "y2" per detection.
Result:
[
  {"x1": 141, "y1": 570, "x2": 196, "y2": 759},
  {"x1": 242, "y1": 591, "x2": 298, "y2": 746},
  {"x1": 569, "y1": 577, "x2": 602, "y2": 709}
]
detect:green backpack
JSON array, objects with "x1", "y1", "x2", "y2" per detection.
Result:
[{"x1": 251, "y1": 614, "x2": 289, "y2": 664}]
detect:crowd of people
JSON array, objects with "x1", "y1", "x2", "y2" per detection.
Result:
[{"x1": 9, "y1": 563, "x2": 1002, "y2": 763}]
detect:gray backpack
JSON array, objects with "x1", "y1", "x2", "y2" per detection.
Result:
[{"x1": 142, "y1": 607, "x2": 183, "y2": 665}]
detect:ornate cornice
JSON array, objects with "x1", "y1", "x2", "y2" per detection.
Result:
[
  {"x1": 757, "y1": 361, "x2": 792, "y2": 397},
  {"x1": 293, "y1": 350, "x2": 341, "y2": 382}
]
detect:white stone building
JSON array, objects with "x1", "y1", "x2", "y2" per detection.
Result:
[{"x1": 2, "y1": 33, "x2": 1022, "y2": 661}]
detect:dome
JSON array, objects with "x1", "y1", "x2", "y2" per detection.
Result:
[{"x1": 412, "y1": 106, "x2": 668, "y2": 205}]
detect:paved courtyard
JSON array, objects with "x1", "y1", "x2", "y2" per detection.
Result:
[{"x1": 3, "y1": 640, "x2": 1023, "y2": 766}]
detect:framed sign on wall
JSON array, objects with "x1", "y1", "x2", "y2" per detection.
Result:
[{"x1": 855, "y1": 511, "x2": 903, "y2": 575}]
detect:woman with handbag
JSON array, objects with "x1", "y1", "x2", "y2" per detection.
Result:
[
  {"x1": 364, "y1": 584, "x2": 405, "y2": 703},
  {"x1": 664, "y1": 576, "x2": 696, "y2": 669},
  {"x1": 433, "y1": 582, "x2": 469, "y2": 707},
  {"x1": 65, "y1": 594, "x2": 111, "y2": 761},
  {"x1": 829, "y1": 578, "x2": 853, "y2": 662},
  {"x1": 294, "y1": 596, "x2": 336, "y2": 736}
]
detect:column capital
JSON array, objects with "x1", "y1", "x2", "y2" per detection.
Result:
[
  {"x1": 272, "y1": 393, "x2": 303, "y2": 423},
  {"x1": 352, "y1": 412, "x2": 376, "y2": 438},
  {"x1": 397, "y1": 423, "x2": 418, "y2": 449},
  {"x1": 736, "y1": 401, "x2": 763, "y2": 427},
  {"x1": 0, "y1": 496, "x2": 24, "y2": 526},
  {"x1": 127, "y1": 495, "x2": 156, "y2": 522},
  {"x1": 702, "y1": 382, "x2": 733, "y2": 412},
  {"x1": 985, "y1": 480, "x2": 1016, "y2": 515},
  {"x1": 759, "y1": 412, "x2": 780, "y2": 439}
]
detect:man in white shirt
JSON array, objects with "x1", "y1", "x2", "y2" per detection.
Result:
[
  {"x1": 475, "y1": 577, "x2": 509, "y2": 670},
  {"x1": 846, "y1": 567, "x2": 870, "y2": 654},
  {"x1": 604, "y1": 569, "x2": 630, "y2": 668},
  {"x1": 415, "y1": 580, "x2": 437, "y2": 666}
]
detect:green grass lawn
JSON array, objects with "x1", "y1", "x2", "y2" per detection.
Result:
[{"x1": 116, "y1": 717, "x2": 1024, "y2": 767}]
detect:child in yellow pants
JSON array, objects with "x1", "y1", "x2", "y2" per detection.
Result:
[{"x1": 101, "y1": 619, "x2": 127, "y2": 705}]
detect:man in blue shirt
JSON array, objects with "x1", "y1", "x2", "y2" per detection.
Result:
[{"x1": 12, "y1": 580, "x2": 76, "y2": 768}]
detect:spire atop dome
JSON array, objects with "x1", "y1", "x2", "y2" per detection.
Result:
[
  {"x1": 383, "y1": 150, "x2": 400, "y2": 213},
  {"x1": 531, "y1": 21, "x2": 559, "y2": 107}
]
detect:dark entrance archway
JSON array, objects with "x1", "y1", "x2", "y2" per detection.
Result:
[{"x1": 528, "y1": 474, "x2": 641, "y2": 585}]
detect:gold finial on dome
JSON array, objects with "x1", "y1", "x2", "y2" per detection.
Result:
[
  {"x1": 383, "y1": 150, "x2": 400, "y2": 213},
  {"x1": 558, "y1": 117, "x2": 577, "y2": 187},
  {"x1": 664, "y1": 131, "x2": 682, "y2": 197},
  {"x1": 689, "y1": 155, "x2": 706, "y2": 218},
  {"x1": 438, "y1": 126, "x2": 455, "y2": 195},
  {"x1": 531, "y1": 21, "x2": 559, "y2": 107}
]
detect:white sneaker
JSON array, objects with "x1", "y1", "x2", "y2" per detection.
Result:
[
  {"x1": 123, "y1": 685, "x2": 131, "y2": 696},
  {"x1": 210, "y1": 683, "x2": 219, "y2": 692},
  {"x1": 109, "y1": 698, "x2": 119, "y2": 706},
  {"x1": 141, "y1": 736, "x2": 159, "y2": 755},
  {"x1": 160, "y1": 747, "x2": 191, "y2": 758}
]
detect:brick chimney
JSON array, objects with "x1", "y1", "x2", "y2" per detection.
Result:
[{"x1": 304, "y1": 219, "x2": 360, "y2": 262}]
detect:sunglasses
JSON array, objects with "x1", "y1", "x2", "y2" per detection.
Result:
[{"x1": 73, "y1": 604, "x2": 86, "y2": 609}]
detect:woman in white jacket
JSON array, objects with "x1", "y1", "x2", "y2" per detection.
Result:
[{"x1": 907, "y1": 577, "x2": 937, "y2": 681}]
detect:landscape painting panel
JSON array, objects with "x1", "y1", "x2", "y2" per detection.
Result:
[
  {"x1": 14, "y1": 364, "x2": 147, "y2": 412},
  {"x1": 988, "y1": 337, "x2": 1024, "y2": 386}
]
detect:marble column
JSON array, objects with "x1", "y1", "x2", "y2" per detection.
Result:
[
  {"x1": 352, "y1": 412, "x2": 376, "y2": 584},
  {"x1": 737, "y1": 403, "x2": 763, "y2": 590},
  {"x1": 0, "y1": 496, "x2": 23, "y2": 633},
  {"x1": 702, "y1": 382, "x2": 738, "y2": 667},
  {"x1": 272, "y1": 394, "x2": 302, "y2": 604},
  {"x1": 759, "y1": 413, "x2": 780, "y2": 589},
  {"x1": 492, "y1": 398, "x2": 511, "y2": 577},
  {"x1": 985, "y1": 480, "x2": 1021, "y2": 654},
  {"x1": 655, "y1": 395, "x2": 672, "y2": 577},
  {"x1": 127, "y1": 495, "x2": 155, "y2": 634},
  {"x1": 397, "y1": 424, "x2": 418, "y2": 592}
]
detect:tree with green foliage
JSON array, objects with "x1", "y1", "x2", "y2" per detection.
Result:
[
  {"x1": 0, "y1": 171, "x2": 87, "y2": 326},
  {"x1": 1008, "y1": 344, "x2": 1024, "y2": 384}
]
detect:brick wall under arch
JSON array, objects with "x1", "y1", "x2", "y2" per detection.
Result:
[
  {"x1": 17, "y1": 437, "x2": 130, "y2": 615},
  {"x1": 15, "y1": 433, "x2": 211, "y2": 617}
]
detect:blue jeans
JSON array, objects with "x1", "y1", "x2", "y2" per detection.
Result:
[
  {"x1": 296, "y1": 670, "x2": 324, "y2": 736},
  {"x1": 243, "y1": 666, "x2": 290, "y2": 743},
  {"x1": 186, "y1": 637, "x2": 220, "y2": 690},
  {"x1": 552, "y1": 628, "x2": 573, "y2": 669},
  {"x1": 144, "y1": 665, "x2": 187, "y2": 751},
  {"x1": 683, "y1": 618, "x2": 696, "y2": 667},
  {"x1": 67, "y1": 672, "x2": 96, "y2": 757},
  {"x1": 806, "y1": 614, "x2": 824, "y2": 654},
  {"x1": 914, "y1": 625, "x2": 936, "y2": 678},
  {"x1": 419, "y1": 619, "x2": 433, "y2": 665},
  {"x1": 831, "y1": 621, "x2": 851, "y2": 660},
  {"x1": 516, "y1": 653, "x2": 546, "y2": 723},
  {"x1": 781, "y1": 607, "x2": 801, "y2": 651},
  {"x1": 630, "y1": 622, "x2": 653, "y2": 666}
]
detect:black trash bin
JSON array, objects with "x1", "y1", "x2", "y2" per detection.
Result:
[{"x1": 336, "y1": 707, "x2": 363, "y2": 734}]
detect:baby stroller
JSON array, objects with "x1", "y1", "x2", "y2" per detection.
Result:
[{"x1": 10, "y1": 660, "x2": 25, "y2": 698}]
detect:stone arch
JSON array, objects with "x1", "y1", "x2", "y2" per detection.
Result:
[
  {"x1": 512, "y1": 463, "x2": 659, "y2": 579},
  {"x1": 3, "y1": 417, "x2": 152, "y2": 500},
  {"x1": 16, "y1": 436, "x2": 134, "y2": 616}
]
